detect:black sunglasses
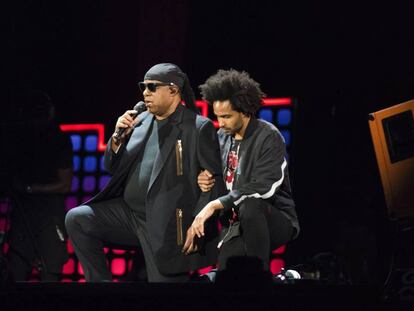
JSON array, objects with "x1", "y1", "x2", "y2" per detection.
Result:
[{"x1": 138, "y1": 82, "x2": 175, "y2": 92}]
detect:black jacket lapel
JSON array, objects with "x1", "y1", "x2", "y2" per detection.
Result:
[
  {"x1": 221, "y1": 135, "x2": 232, "y2": 176},
  {"x1": 147, "y1": 105, "x2": 184, "y2": 193},
  {"x1": 117, "y1": 112, "x2": 154, "y2": 171}
]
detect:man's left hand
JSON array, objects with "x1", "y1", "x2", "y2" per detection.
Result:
[
  {"x1": 182, "y1": 199, "x2": 224, "y2": 255},
  {"x1": 182, "y1": 226, "x2": 198, "y2": 255},
  {"x1": 192, "y1": 199, "x2": 224, "y2": 238}
]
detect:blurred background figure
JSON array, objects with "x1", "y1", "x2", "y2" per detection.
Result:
[{"x1": 4, "y1": 88, "x2": 72, "y2": 281}]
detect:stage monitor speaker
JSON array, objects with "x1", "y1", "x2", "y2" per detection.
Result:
[{"x1": 368, "y1": 99, "x2": 414, "y2": 219}]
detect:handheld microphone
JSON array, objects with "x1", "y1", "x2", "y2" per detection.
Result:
[{"x1": 113, "y1": 101, "x2": 147, "y2": 140}]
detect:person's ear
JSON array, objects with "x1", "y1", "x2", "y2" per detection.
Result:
[{"x1": 170, "y1": 87, "x2": 179, "y2": 96}]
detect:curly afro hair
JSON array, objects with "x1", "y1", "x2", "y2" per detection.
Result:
[{"x1": 199, "y1": 69, "x2": 265, "y2": 117}]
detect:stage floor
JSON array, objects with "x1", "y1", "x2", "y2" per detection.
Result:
[{"x1": 1, "y1": 281, "x2": 406, "y2": 310}]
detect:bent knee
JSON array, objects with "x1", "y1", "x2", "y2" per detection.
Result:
[
  {"x1": 65, "y1": 205, "x2": 92, "y2": 232},
  {"x1": 238, "y1": 198, "x2": 267, "y2": 220}
]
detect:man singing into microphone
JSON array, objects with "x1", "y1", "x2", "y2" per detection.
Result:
[
  {"x1": 184, "y1": 69, "x2": 300, "y2": 272},
  {"x1": 65, "y1": 63, "x2": 224, "y2": 282}
]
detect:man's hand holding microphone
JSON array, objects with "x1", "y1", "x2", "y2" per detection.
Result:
[{"x1": 111, "y1": 101, "x2": 147, "y2": 151}]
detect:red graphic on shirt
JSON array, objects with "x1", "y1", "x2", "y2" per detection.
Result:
[{"x1": 226, "y1": 151, "x2": 239, "y2": 188}]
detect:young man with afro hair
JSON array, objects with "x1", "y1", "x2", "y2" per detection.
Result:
[{"x1": 183, "y1": 69, "x2": 300, "y2": 272}]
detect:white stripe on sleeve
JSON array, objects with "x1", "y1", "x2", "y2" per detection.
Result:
[{"x1": 233, "y1": 159, "x2": 287, "y2": 206}]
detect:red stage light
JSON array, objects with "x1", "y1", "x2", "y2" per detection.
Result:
[
  {"x1": 196, "y1": 100, "x2": 209, "y2": 116},
  {"x1": 77, "y1": 262, "x2": 84, "y2": 275},
  {"x1": 60, "y1": 124, "x2": 107, "y2": 151},
  {"x1": 112, "y1": 249, "x2": 126, "y2": 255},
  {"x1": 67, "y1": 240, "x2": 74, "y2": 254},
  {"x1": 63, "y1": 258, "x2": 75, "y2": 275},
  {"x1": 111, "y1": 258, "x2": 126, "y2": 276},
  {"x1": 272, "y1": 245, "x2": 286, "y2": 254},
  {"x1": 198, "y1": 266, "x2": 214, "y2": 275},
  {"x1": 263, "y1": 98, "x2": 292, "y2": 106},
  {"x1": 270, "y1": 258, "x2": 285, "y2": 275}
]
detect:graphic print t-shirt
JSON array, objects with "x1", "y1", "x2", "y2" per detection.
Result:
[{"x1": 225, "y1": 139, "x2": 241, "y2": 191}]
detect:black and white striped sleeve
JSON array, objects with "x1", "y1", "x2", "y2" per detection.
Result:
[{"x1": 218, "y1": 131, "x2": 287, "y2": 211}]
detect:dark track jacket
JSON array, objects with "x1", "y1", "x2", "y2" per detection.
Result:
[
  {"x1": 87, "y1": 105, "x2": 225, "y2": 274},
  {"x1": 217, "y1": 117, "x2": 300, "y2": 238}
]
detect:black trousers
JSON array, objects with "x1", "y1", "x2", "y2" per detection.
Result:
[
  {"x1": 218, "y1": 198, "x2": 294, "y2": 271},
  {"x1": 65, "y1": 197, "x2": 188, "y2": 282}
]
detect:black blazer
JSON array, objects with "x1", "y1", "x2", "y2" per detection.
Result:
[{"x1": 87, "y1": 105, "x2": 224, "y2": 274}]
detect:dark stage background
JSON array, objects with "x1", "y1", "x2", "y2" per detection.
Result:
[{"x1": 2, "y1": 0, "x2": 414, "y2": 285}]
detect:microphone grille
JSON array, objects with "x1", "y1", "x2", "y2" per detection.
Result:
[{"x1": 134, "y1": 101, "x2": 147, "y2": 113}]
